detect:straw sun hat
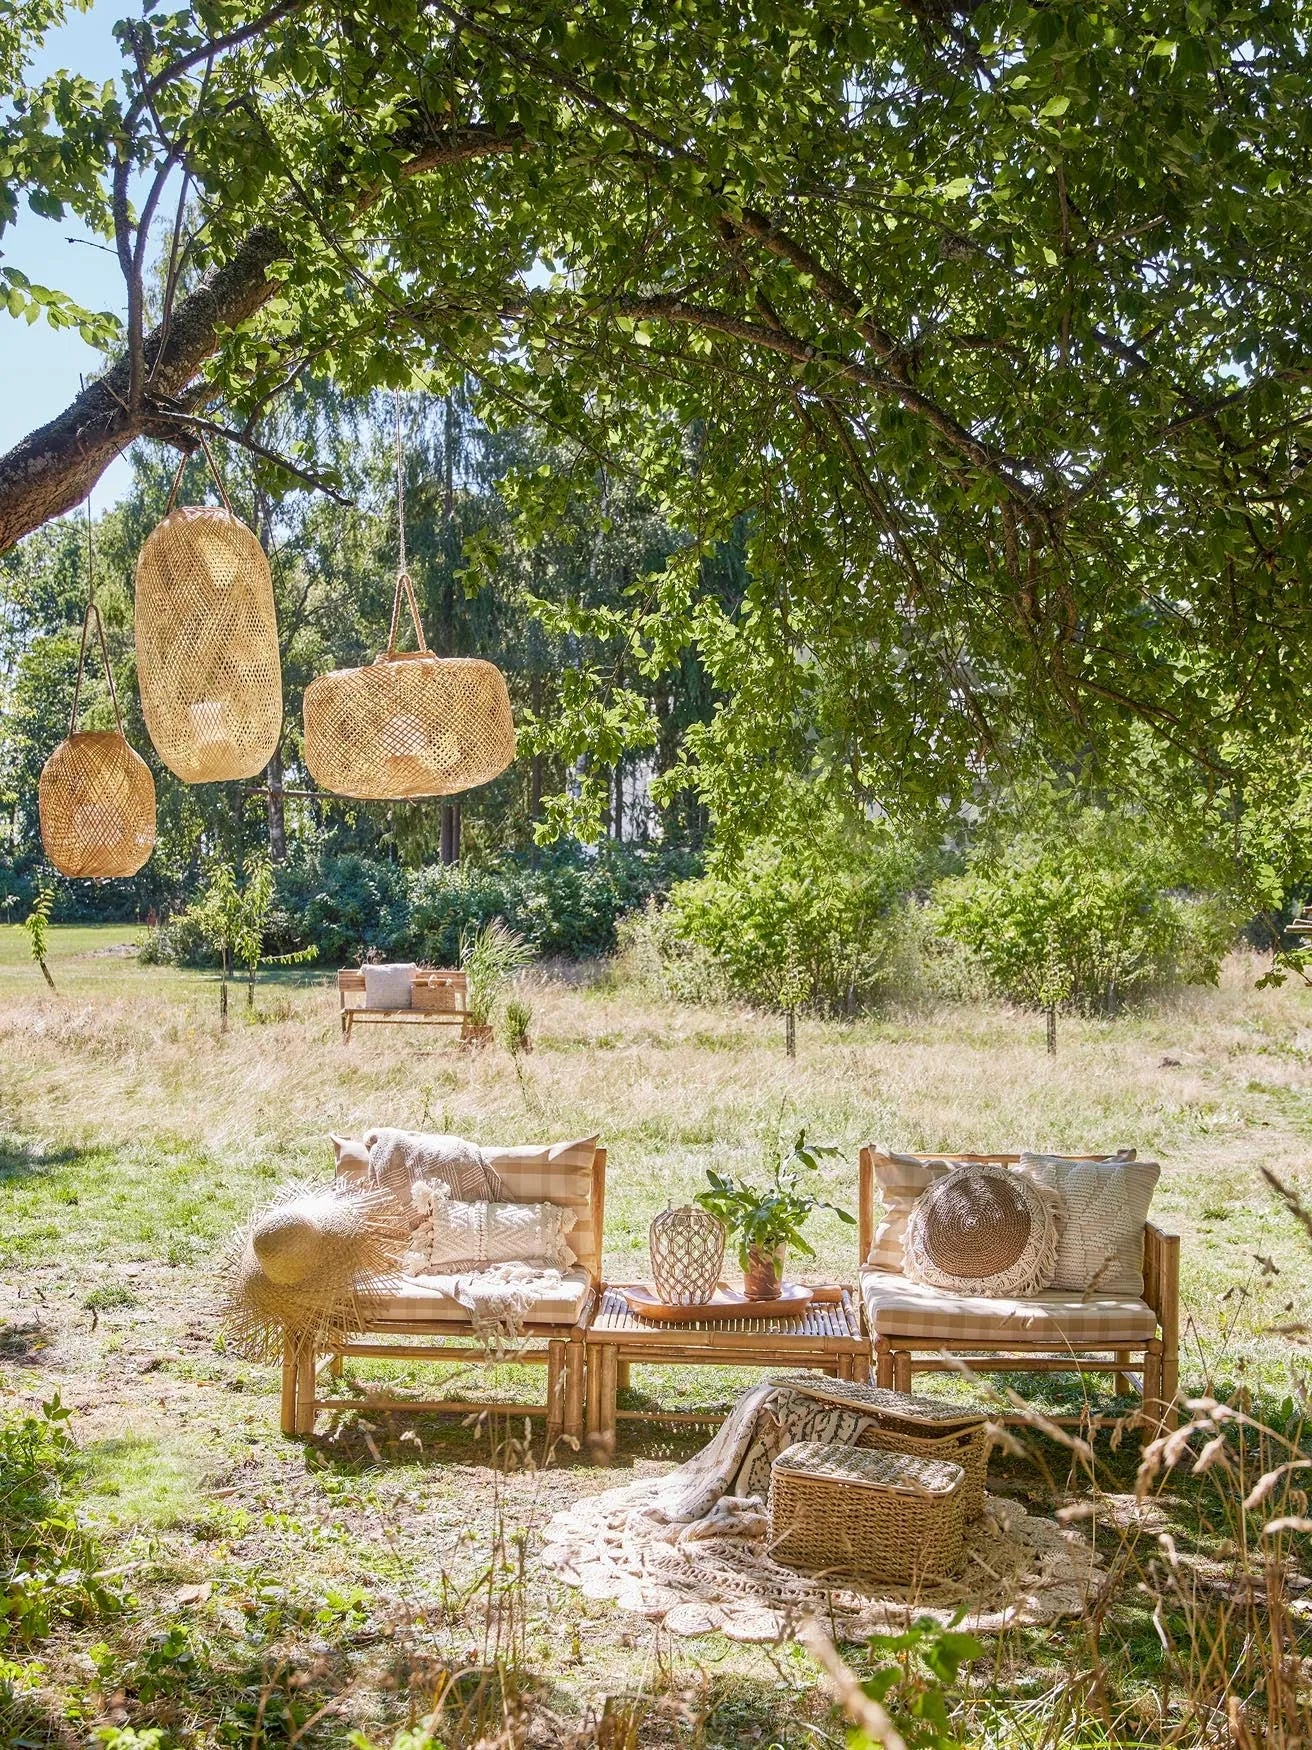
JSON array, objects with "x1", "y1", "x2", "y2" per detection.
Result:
[{"x1": 219, "y1": 1182, "x2": 406, "y2": 1362}]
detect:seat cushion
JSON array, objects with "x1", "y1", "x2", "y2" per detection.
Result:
[
  {"x1": 358, "y1": 1267, "x2": 591, "y2": 1327},
  {"x1": 860, "y1": 1269, "x2": 1157, "y2": 1345}
]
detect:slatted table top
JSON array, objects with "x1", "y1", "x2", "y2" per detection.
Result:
[{"x1": 589, "y1": 1284, "x2": 863, "y2": 1346}]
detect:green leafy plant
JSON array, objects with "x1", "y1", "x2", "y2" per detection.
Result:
[
  {"x1": 500, "y1": 996, "x2": 533, "y2": 1056},
  {"x1": 460, "y1": 920, "x2": 533, "y2": 1029},
  {"x1": 849, "y1": 1617, "x2": 982, "y2": 1749},
  {"x1": 20, "y1": 884, "x2": 56, "y2": 992},
  {"x1": 695, "y1": 1129, "x2": 854, "y2": 1272}
]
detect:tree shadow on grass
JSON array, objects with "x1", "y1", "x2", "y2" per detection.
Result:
[{"x1": 0, "y1": 1135, "x2": 87, "y2": 1186}]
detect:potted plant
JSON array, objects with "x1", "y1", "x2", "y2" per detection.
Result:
[{"x1": 695, "y1": 1130, "x2": 854, "y2": 1299}]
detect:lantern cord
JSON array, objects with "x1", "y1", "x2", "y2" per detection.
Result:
[
  {"x1": 70, "y1": 501, "x2": 126, "y2": 739},
  {"x1": 165, "y1": 429, "x2": 234, "y2": 515},
  {"x1": 394, "y1": 388, "x2": 409, "y2": 577}
]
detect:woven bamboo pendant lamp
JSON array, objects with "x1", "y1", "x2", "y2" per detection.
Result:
[
  {"x1": 40, "y1": 576, "x2": 156, "y2": 879},
  {"x1": 134, "y1": 437, "x2": 282, "y2": 783},
  {"x1": 304, "y1": 571, "x2": 515, "y2": 799},
  {"x1": 303, "y1": 395, "x2": 514, "y2": 800}
]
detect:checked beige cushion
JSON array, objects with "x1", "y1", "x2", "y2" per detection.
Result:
[
  {"x1": 483, "y1": 1136, "x2": 600, "y2": 1276},
  {"x1": 861, "y1": 1269, "x2": 1158, "y2": 1344},
  {"x1": 866, "y1": 1150, "x2": 964, "y2": 1271}
]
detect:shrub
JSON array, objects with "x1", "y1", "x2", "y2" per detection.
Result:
[
  {"x1": 931, "y1": 813, "x2": 1237, "y2": 1012},
  {"x1": 664, "y1": 810, "x2": 916, "y2": 1015}
]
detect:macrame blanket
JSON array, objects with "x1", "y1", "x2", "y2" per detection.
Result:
[
  {"x1": 539, "y1": 1380, "x2": 1100, "y2": 1643},
  {"x1": 416, "y1": 1261, "x2": 566, "y2": 1343}
]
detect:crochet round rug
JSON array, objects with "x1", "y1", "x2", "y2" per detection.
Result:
[{"x1": 539, "y1": 1381, "x2": 1099, "y2": 1643}]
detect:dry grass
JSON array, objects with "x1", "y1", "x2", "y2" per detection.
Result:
[{"x1": 2, "y1": 926, "x2": 1312, "y2": 1746}]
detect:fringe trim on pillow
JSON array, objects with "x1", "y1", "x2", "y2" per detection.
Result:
[{"x1": 903, "y1": 1164, "x2": 1062, "y2": 1298}]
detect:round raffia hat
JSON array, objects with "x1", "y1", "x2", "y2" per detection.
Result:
[
  {"x1": 903, "y1": 1163, "x2": 1059, "y2": 1297},
  {"x1": 218, "y1": 1182, "x2": 406, "y2": 1362}
]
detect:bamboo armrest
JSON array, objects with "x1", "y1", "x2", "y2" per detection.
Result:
[{"x1": 1142, "y1": 1221, "x2": 1179, "y2": 1341}]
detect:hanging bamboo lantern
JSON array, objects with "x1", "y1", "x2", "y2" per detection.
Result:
[
  {"x1": 303, "y1": 571, "x2": 515, "y2": 800},
  {"x1": 134, "y1": 439, "x2": 282, "y2": 783},
  {"x1": 39, "y1": 600, "x2": 156, "y2": 879}
]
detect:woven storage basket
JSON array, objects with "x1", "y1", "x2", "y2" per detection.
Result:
[
  {"x1": 39, "y1": 601, "x2": 155, "y2": 879},
  {"x1": 134, "y1": 442, "x2": 282, "y2": 783},
  {"x1": 769, "y1": 1440, "x2": 967, "y2": 1585},
  {"x1": 774, "y1": 1374, "x2": 990, "y2": 1521},
  {"x1": 303, "y1": 572, "x2": 514, "y2": 800},
  {"x1": 412, "y1": 974, "x2": 464, "y2": 1013}
]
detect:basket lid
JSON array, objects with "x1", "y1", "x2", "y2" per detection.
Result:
[
  {"x1": 772, "y1": 1439, "x2": 965, "y2": 1497},
  {"x1": 770, "y1": 1374, "x2": 988, "y2": 1430}
]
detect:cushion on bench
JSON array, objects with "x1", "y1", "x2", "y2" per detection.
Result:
[
  {"x1": 358, "y1": 1267, "x2": 591, "y2": 1327},
  {"x1": 860, "y1": 1268, "x2": 1158, "y2": 1345}
]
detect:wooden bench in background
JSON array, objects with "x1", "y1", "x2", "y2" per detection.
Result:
[{"x1": 338, "y1": 968, "x2": 470, "y2": 1040}]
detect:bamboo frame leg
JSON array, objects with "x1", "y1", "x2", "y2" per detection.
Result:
[
  {"x1": 1140, "y1": 1340, "x2": 1163, "y2": 1432},
  {"x1": 615, "y1": 1359, "x2": 631, "y2": 1393},
  {"x1": 852, "y1": 1350, "x2": 872, "y2": 1385},
  {"x1": 1159, "y1": 1335, "x2": 1179, "y2": 1433},
  {"x1": 295, "y1": 1341, "x2": 317, "y2": 1435},
  {"x1": 893, "y1": 1350, "x2": 913, "y2": 1393},
  {"x1": 1114, "y1": 1349, "x2": 1134, "y2": 1396},
  {"x1": 586, "y1": 1347, "x2": 618, "y2": 1455},
  {"x1": 329, "y1": 1352, "x2": 344, "y2": 1381},
  {"x1": 280, "y1": 1334, "x2": 299, "y2": 1436},
  {"x1": 876, "y1": 1338, "x2": 894, "y2": 1389},
  {"x1": 546, "y1": 1340, "x2": 565, "y2": 1439},
  {"x1": 564, "y1": 1340, "x2": 586, "y2": 1442}
]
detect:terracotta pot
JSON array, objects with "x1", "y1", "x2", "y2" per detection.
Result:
[
  {"x1": 743, "y1": 1243, "x2": 786, "y2": 1300},
  {"x1": 461, "y1": 1022, "x2": 494, "y2": 1048}
]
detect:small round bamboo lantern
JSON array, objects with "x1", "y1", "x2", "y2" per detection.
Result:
[
  {"x1": 649, "y1": 1204, "x2": 725, "y2": 1306},
  {"x1": 134, "y1": 443, "x2": 281, "y2": 783},
  {"x1": 303, "y1": 572, "x2": 514, "y2": 800},
  {"x1": 39, "y1": 602, "x2": 155, "y2": 879}
]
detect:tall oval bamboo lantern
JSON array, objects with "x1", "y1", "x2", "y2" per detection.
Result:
[
  {"x1": 134, "y1": 438, "x2": 282, "y2": 783},
  {"x1": 303, "y1": 571, "x2": 515, "y2": 800},
  {"x1": 39, "y1": 599, "x2": 156, "y2": 879}
]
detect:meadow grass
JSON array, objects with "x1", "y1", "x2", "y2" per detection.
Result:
[{"x1": 2, "y1": 925, "x2": 1311, "y2": 1746}]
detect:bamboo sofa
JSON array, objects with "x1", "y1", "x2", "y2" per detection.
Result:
[
  {"x1": 338, "y1": 968, "x2": 469, "y2": 1040},
  {"x1": 857, "y1": 1146, "x2": 1180, "y2": 1431},
  {"x1": 279, "y1": 1139, "x2": 605, "y2": 1441}
]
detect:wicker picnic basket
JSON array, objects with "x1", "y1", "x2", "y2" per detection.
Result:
[
  {"x1": 303, "y1": 572, "x2": 514, "y2": 801},
  {"x1": 134, "y1": 440, "x2": 282, "y2": 784},
  {"x1": 411, "y1": 973, "x2": 465, "y2": 1013},
  {"x1": 769, "y1": 1440, "x2": 967, "y2": 1585},
  {"x1": 39, "y1": 600, "x2": 155, "y2": 879},
  {"x1": 775, "y1": 1375, "x2": 991, "y2": 1520}
]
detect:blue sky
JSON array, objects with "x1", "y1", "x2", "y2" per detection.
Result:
[{"x1": 2, "y1": 0, "x2": 148, "y2": 506}]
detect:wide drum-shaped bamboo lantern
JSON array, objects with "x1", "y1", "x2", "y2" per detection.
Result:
[
  {"x1": 303, "y1": 573, "x2": 514, "y2": 800},
  {"x1": 40, "y1": 732, "x2": 156, "y2": 879},
  {"x1": 135, "y1": 493, "x2": 282, "y2": 783}
]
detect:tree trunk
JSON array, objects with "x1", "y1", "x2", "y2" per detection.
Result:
[
  {"x1": 0, "y1": 129, "x2": 520, "y2": 555},
  {"x1": 1046, "y1": 1005, "x2": 1057, "y2": 1056},
  {"x1": 265, "y1": 745, "x2": 287, "y2": 863},
  {"x1": 221, "y1": 950, "x2": 230, "y2": 1034},
  {"x1": 441, "y1": 801, "x2": 461, "y2": 866},
  {"x1": 785, "y1": 1006, "x2": 796, "y2": 1058}
]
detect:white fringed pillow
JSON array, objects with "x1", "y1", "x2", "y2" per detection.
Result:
[
  {"x1": 1018, "y1": 1153, "x2": 1160, "y2": 1295},
  {"x1": 903, "y1": 1164, "x2": 1061, "y2": 1297},
  {"x1": 404, "y1": 1181, "x2": 577, "y2": 1275}
]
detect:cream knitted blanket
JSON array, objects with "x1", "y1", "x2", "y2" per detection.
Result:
[
  {"x1": 365, "y1": 1128, "x2": 505, "y2": 1221},
  {"x1": 539, "y1": 1379, "x2": 1100, "y2": 1642},
  {"x1": 414, "y1": 1262, "x2": 565, "y2": 1344}
]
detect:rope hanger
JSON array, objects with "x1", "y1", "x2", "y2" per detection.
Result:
[
  {"x1": 385, "y1": 388, "x2": 430, "y2": 661},
  {"x1": 70, "y1": 498, "x2": 126, "y2": 740}
]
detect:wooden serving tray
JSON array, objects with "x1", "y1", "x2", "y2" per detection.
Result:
[{"x1": 620, "y1": 1283, "x2": 815, "y2": 1323}]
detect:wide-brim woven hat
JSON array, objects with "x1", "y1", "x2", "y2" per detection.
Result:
[
  {"x1": 903, "y1": 1163, "x2": 1059, "y2": 1297},
  {"x1": 218, "y1": 1182, "x2": 406, "y2": 1362}
]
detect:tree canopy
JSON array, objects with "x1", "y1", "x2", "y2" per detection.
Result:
[{"x1": 4, "y1": 0, "x2": 1312, "y2": 829}]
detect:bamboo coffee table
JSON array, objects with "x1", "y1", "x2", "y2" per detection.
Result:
[{"x1": 585, "y1": 1284, "x2": 869, "y2": 1448}]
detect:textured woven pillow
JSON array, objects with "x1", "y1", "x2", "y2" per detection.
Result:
[
  {"x1": 404, "y1": 1182, "x2": 578, "y2": 1274},
  {"x1": 363, "y1": 962, "x2": 416, "y2": 1010},
  {"x1": 1018, "y1": 1153, "x2": 1160, "y2": 1295},
  {"x1": 364, "y1": 1129, "x2": 506, "y2": 1227},
  {"x1": 903, "y1": 1163, "x2": 1060, "y2": 1297},
  {"x1": 867, "y1": 1150, "x2": 968, "y2": 1272}
]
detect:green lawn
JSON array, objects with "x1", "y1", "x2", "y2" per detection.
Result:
[{"x1": 2, "y1": 927, "x2": 1310, "y2": 1746}]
